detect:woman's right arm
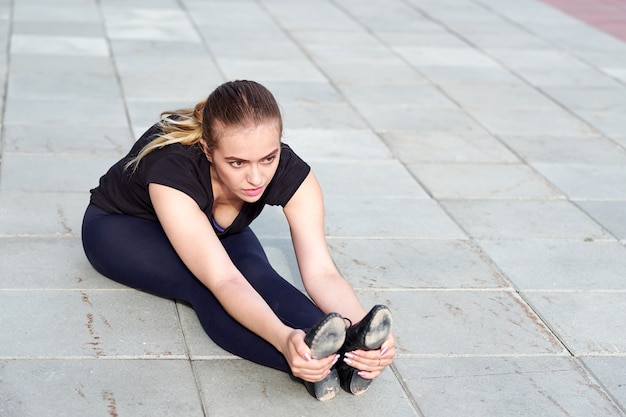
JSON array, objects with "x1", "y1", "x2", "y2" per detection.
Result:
[{"x1": 148, "y1": 183, "x2": 335, "y2": 381}]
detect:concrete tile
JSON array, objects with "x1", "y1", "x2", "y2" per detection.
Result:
[
  {"x1": 12, "y1": 21, "x2": 104, "y2": 37},
  {"x1": 114, "y1": 54, "x2": 220, "y2": 76},
  {"x1": 358, "y1": 106, "x2": 486, "y2": 133},
  {"x1": 3, "y1": 125, "x2": 133, "y2": 154},
  {"x1": 523, "y1": 291, "x2": 626, "y2": 355},
  {"x1": 10, "y1": 34, "x2": 108, "y2": 56},
  {"x1": 515, "y1": 67, "x2": 624, "y2": 88},
  {"x1": 575, "y1": 109, "x2": 626, "y2": 137},
  {"x1": 9, "y1": 54, "x2": 115, "y2": 75},
  {"x1": 284, "y1": 129, "x2": 394, "y2": 161},
  {"x1": 0, "y1": 190, "x2": 87, "y2": 236},
  {"x1": 499, "y1": 134, "x2": 626, "y2": 165},
  {"x1": 419, "y1": 66, "x2": 527, "y2": 86},
  {"x1": 324, "y1": 197, "x2": 466, "y2": 239},
  {"x1": 281, "y1": 102, "x2": 368, "y2": 129},
  {"x1": 321, "y1": 61, "x2": 427, "y2": 85},
  {"x1": 0, "y1": 290, "x2": 185, "y2": 357},
  {"x1": 7, "y1": 73, "x2": 121, "y2": 100},
  {"x1": 105, "y1": 23, "x2": 201, "y2": 42},
  {"x1": 582, "y1": 357, "x2": 626, "y2": 409},
  {"x1": 13, "y1": 5, "x2": 100, "y2": 22},
  {"x1": 262, "y1": 1, "x2": 364, "y2": 32},
  {"x1": 4, "y1": 98, "x2": 128, "y2": 126},
  {"x1": 263, "y1": 81, "x2": 344, "y2": 104},
  {"x1": 577, "y1": 201, "x2": 626, "y2": 240},
  {"x1": 328, "y1": 238, "x2": 508, "y2": 290},
  {"x1": 440, "y1": 83, "x2": 561, "y2": 110},
  {"x1": 340, "y1": 83, "x2": 456, "y2": 108},
  {"x1": 0, "y1": 237, "x2": 124, "y2": 290},
  {"x1": 339, "y1": 0, "x2": 433, "y2": 32},
  {"x1": 396, "y1": 356, "x2": 624, "y2": 417},
  {"x1": 467, "y1": 108, "x2": 596, "y2": 136},
  {"x1": 408, "y1": 163, "x2": 562, "y2": 199},
  {"x1": 305, "y1": 44, "x2": 401, "y2": 65},
  {"x1": 395, "y1": 46, "x2": 500, "y2": 67},
  {"x1": 119, "y1": 73, "x2": 217, "y2": 101},
  {"x1": 478, "y1": 240, "x2": 626, "y2": 290},
  {"x1": 290, "y1": 29, "x2": 381, "y2": 48},
  {"x1": 382, "y1": 131, "x2": 519, "y2": 163},
  {"x1": 376, "y1": 30, "x2": 468, "y2": 48},
  {"x1": 209, "y1": 39, "x2": 307, "y2": 61},
  {"x1": 0, "y1": 359, "x2": 203, "y2": 417},
  {"x1": 358, "y1": 290, "x2": 565, "y2": 355},
  {"x1": 192, "y1": 359, "x2": 418, "y2": 416},
  {"x1": 1, "y1": 154, "x2": 120, "y2": 192},
  {"x1": 485, "y1": 48, "x2": 592, "y2": 69},
  {"x1": 542, "y1": 87, "x2": 626, "y2": 112},
  {"x1": 533, "y1": 164, "x2": 626, "y2": 200},
  {"x1": 311, "y1": 161, "x2": 429, "y2": 198},
  {"x1": 109, "y1": 39, "x2": 207, "y2": 56},
  {"x1": 441, "y1": 200, "x2": 612, "y2": 240},
  {"x1": 217, "y1": 58, "x2": 327, "y2": 83}
]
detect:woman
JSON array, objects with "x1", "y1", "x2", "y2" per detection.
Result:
[{"x1": 82, "y1": 80, "x2": 395, "y2": 401}]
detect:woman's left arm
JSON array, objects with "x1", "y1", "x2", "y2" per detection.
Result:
[{"x1": 283, "y1": 171, "x2": 395, "y2": 379}]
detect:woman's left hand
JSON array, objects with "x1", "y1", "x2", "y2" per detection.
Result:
[{"x1": 342, "y1": 332, "x2": 396, "y2": 380}]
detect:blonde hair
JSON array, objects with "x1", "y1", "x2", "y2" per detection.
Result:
[{"x1": 125, "y1": 80, "x2": 283, "y2": 171}]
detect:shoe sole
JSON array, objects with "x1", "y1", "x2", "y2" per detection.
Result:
[
  {"x1": 307, "y1": 313, "x2": 346, "y2": 359},
  {"x1": 362, "y1": 305, "x2": 393, "y2": 350},
  {"x1": 312, "y1": 369, "x2": 340, "y2": 401}
]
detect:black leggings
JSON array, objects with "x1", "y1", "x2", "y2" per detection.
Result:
[{"x1": 81, "y1": 204, "x2": 324, "y2": 372}]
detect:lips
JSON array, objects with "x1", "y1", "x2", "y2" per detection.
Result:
[{"x1": 243, "y1": 186, "x2": 263, "y2": 197}]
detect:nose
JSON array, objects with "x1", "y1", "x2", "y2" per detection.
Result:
[{"x1": 247, "y1": 164, "x2": 262, "y2": 186}]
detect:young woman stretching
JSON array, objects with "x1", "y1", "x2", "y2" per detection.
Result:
[{"x1": 81, "y1": 80, "x2": 395, "y2": 401}]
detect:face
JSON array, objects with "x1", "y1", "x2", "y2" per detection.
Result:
[{"x1": 208, "y1": 122, "x2": 281, "y2": 203}]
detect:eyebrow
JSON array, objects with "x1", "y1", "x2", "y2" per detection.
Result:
[{"x1": 223, "y1": 148, "x2": 280, "y2": 161}]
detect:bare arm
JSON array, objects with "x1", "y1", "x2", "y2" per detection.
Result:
[
  {"x1": 284, "y1": 172, "x2": 396, "y2": 379},
  {"x1": 283, "y1": 171, "x2": 367, "y2": 323},
  {"x1": 149, "y1": 183, "x2": 335, "y2": 381}
]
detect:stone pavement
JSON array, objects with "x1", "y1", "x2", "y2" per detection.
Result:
[{"x1": 1, "y1": 0, "x2": 625, "y2": 415}]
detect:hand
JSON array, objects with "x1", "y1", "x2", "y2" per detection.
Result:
[
  {"x1": 342, "y1": 332, "x2": 395, "y2": 380},
  {"x1": 281, "y1": 329, "x2": 340, "y2": 383}
]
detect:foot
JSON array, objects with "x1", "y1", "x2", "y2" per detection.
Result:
[
  {"x1": 338, "y1": 305, "x2": 393, "y2": 395},
  {"x1": 300, "y1": 313, "x2": 346, "y2": 401}
]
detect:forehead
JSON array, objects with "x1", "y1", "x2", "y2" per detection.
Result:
[{"x1": 215, "y1": 123, "x2": 281, "y2": 157}]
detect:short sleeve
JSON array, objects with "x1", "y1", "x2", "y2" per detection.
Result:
[
  {"x1": 142, "y1": 148, "x2": 211, "y2": 211},
  {"x1": 262, "y1": 143, "x2": 311, "y2": 206}
]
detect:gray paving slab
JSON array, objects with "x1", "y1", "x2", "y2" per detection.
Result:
[
  {"x1": 193, "y1": 359, "x2": 418, "y2": 416},
  {"x1": 382, "y1": 131, "x2": 519, "y2": 163},
  {"x1": 477, "y1": 240, "x2": 626, "y2": 290},
  {"x1": 533, "y1": 164, "x2": 626, "y2": 200},
  {"x1": 312, "y1": 161, "x2": 429, "y2": 198},
  {"x1": 395, "y1": 356, "x2": 625, "y2": 417},
  {"x1": 0, "y1": 290, "x2": 185, "y2": 357},
  {"x1": 577, "y1": 201, "x2": 626, "y2": 241},
  {"x1": 1, "y1": 0, "x2": 626, "y2": 415},
  {"x1": 0, "y1": 237, "x2": 123, "y2": 289},
  {"x1": 0, "y1": 359, "x2": 204, "y2": 417},
  {"x1": 408, "y1": 163, "x2": 563, "y2": 199},
  {"x1": 499, "y1": 134, "x2": 626, "y2": 165},
  {"x1": 441, "y1": 200, "x2": 612, "y2": 240},
  {"x1": 523, "y1": 291, "x2": 626, "y2": 355},
  {"x1": 582, "y1": 357, "x2": 626, "y2": 409},
  {"x1": 0, "y1": 190, "x2": 87, "y2": 236},
  {"x1": 327, "y1": 238, "x2": 508, "y2": 290}
]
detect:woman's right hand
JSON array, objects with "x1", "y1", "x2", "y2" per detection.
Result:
[{"x1": 282, "y1": 329, "x2": 339, "y2": 382}]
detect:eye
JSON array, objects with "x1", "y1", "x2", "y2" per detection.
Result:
[
  {"x1": 263, "y1": 155, "x2": 276, "y2": 164},
  {"x1": 230, "y1": 160, "x2": 244, "y2": 168}
]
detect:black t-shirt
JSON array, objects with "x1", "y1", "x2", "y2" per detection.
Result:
[{"x1": 90, "y1": 122, "x2": 311, "y2": 236}]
